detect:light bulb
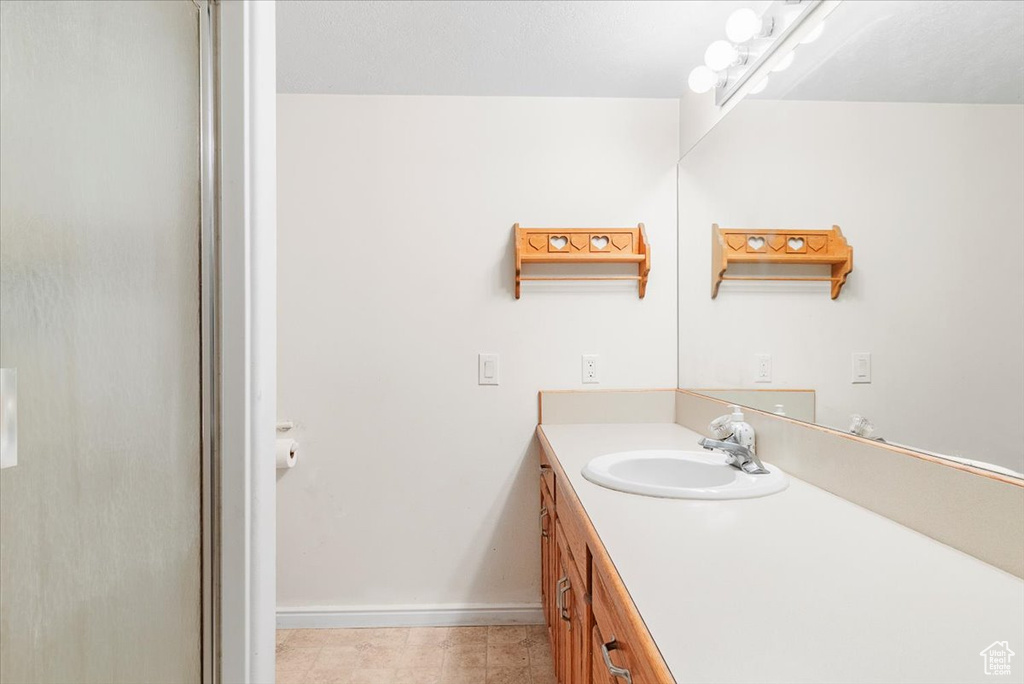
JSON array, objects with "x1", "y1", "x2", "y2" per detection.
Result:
[
  {"x1": 748, "y1": 76, "x2": 769, "y2": 95},
  {"x1": 726, "y1": 8, "x2": 767, "y2": 44},
  {"x1": 704, "y1": 40, "x2": 743, "y2": 71},
  {"x1": 800, "y1": 21, "x2": 825, "y2": 44},
  {"x1": 771, "y1": 51, "x2": 795, "y2": 73},
  {"x1": 688, "y1": 66, "x2": 723, "y2": 94}
]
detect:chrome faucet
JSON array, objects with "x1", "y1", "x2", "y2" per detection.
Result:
[
  {"x1": 698, "y1": 437, "x2": 769, "y2": 475},
  {"x1": 697, "y1": 407, "x2": 769, "y2": 474}
]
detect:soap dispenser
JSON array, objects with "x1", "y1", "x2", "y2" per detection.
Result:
[{"x1": 729, "y1": 405, "x2": 756, "y2": 455}]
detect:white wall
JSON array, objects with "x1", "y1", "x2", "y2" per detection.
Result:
[
  {"x1": 677, "y1": 100, "x2": 1024, "y2": 473},
  {"x1": 277, "y1": 95, "x2": 678, "y2": 616}
]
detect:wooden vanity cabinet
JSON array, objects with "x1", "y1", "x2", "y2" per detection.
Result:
[{"x1": 539, "y1": 436, "x2": 675, "y2": 684}]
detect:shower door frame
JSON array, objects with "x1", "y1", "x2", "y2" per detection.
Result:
[
  {"x1": 197, "y1": 1, "x2": 218, "y2": 683},
  {"x1": 201, "y1": 1, "x2": 279, "y2": 683}
]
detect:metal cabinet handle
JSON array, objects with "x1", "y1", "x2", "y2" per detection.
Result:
[
  {"x1": 601, "y1": 637, "x2": 633, "y2": 684},
  {"x1": 540, "y1": 506, "x2": 549, "y2": 538},
  {"x1": 555, "y1": 576, "x2": 570, "y2": 622}
]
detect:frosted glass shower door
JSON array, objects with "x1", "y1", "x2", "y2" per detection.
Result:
[{"x1": 1, "y1": 2, "x2": 205, "y2": 682}]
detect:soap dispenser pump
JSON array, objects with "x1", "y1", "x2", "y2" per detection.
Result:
[{"x1": 729, "y1": 405, "x2": 756, "y2": 455}]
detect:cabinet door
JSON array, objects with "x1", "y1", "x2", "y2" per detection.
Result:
[
  {"x1": 554, "y1": 531, "x2": 570, "y2": 683},
  {"x1": 571, "y1": 585, "x2": 587, "y2": 684},
  {"x1": 540, "y1": 483, "x2": 554, "y2": 631},
  {"x1": 592, "y1": 566, "x2": 664, "y2": 684}
]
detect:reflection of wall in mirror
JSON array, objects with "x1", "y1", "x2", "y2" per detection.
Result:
[
  {"x1": 692, "y1": 389, "x2": 815, "y2": 423},
  {"x1": 677, "y1": 99, "x2": 1024, "y2": 473}
]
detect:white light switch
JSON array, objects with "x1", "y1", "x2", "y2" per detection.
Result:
[
  {"x1": 0, "y1": 368, "x2": 17, "y2": 469},
  {"x1": 478, "y1": 353, "x2": 499, "y2": 385},
  {"x1": 754, "y1": 354, "x2": 772, "y2": 383},
  {"x1": 582, "y1": 355, "x2": 599, "y2": 384},
  {"x1": 852, "y1": 352, "x2": 872, "y2": 384}
]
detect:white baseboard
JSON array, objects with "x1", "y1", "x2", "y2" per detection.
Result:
[{"x1": 276, "y1": 603, "x2": 545, "y2": 629}]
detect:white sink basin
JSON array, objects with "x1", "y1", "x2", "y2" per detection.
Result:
[{"x1": 581, "y1": 449, "x2": 788, "y2": 500}]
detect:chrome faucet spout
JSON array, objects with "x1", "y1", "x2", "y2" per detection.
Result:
[{"x1": 698, "y1": 437, "x2": 769, "y2": 475}]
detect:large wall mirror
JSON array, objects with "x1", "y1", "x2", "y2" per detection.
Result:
[{"x1": 678, "y1": 1, "x2": 1024, "y2": 477}]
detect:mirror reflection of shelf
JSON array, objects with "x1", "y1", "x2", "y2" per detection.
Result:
[
  {"x1": 514, "y1": 223, "x2": 650, "y2": 299},
  {"x1": 711, "y1": 223, "x2": 853, "y2": 299}
]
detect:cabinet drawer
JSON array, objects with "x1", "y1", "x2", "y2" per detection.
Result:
[{"x1": 555, "y1": 479, "x2": 588, "y2": 582}]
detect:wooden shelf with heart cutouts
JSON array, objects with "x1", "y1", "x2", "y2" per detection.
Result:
[
  {"x1": 712, "y1": 223, "x2": 854, "y2": 299},
  {"x1": 514, "y1": 223, "x2": 650, "y2": 299}
]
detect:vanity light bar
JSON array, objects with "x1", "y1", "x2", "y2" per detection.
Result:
[{"x1": 687, "y1": 0, "x2": 823, "y2": 106}]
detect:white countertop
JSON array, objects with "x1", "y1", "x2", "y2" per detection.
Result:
[{"x1": 541, "y1": 423, "x2": 1024, "y2": 684}]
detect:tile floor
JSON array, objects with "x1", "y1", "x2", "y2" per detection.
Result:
[{"x1": 276, "y1": 625, "x2": 557, "y2": 684}]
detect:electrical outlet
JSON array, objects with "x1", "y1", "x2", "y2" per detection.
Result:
[
  {"x1": 754, "y1": 353, "x2": 772, "y2": 383},
  {"x1": 582, "y1": 354, "x2": 599, "y2": 384}
]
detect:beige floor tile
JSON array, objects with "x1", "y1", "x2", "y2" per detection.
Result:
[
  {"x1": 277, "y1": 629, "x2": 295, "y2": 647},
  {"x1": 276, "y1": 668, "x2": 314, "y2": 684},
  {"x1": 352, "y1": 627, "x2": 411, "y2": 646},
  {"x1": 276, "y1": 644, "x2": 322, "y2": 672},
  {"x1": 440, "y1": 666, "x2": 487, "y2": 684},
  {"x1": 530, "y1": 666, "x2": 557, "y2": 684},
  {"x1": 304, "y1": 665, "x2": 353, "y2": 684},
  {"x1": 443, "y1": 644, "x2": 487, "y2": 669},
  {"x1": 524, "y1": 625, "x2": 547, "y2": 642},
  {"x1": 527, "y1": 640, "x2": 552, "y2": 668},
  {"x1": 393, "y1": 665, "x2": 442, "y2": 684},
  {"x1": 316, "y1": 629, "x2": 373, "y2": 648},
  {"x1": 407, "y1": 627, "x2": 450, "y2": 645},
  {"x1": 348, "y1": 668, "x2": 395, "y2": 684},
  {"x1": 287, "y1": 628, "x2": 335, "y2": 648},
  {"x1": 487, "y1": 643, "x2": 530, "y2": 668},
  {"x1": 315, "y1": 645, "x2": 364, "y2": 670},
  {"x1": 397, "y1": 643, "x2": 446, "y2": 669},
  {"x1": 485, "y1": 666, "x2": 532, "y2": 684},
  {"x1": 487, "y1": 626, "x2": 526, "y2": 644},
  {"x1": 446, "y1": 626, "x2": 489, "y2": 645},
  {"x1": 355, "y1": 642, "x2": 406, "y2": 668}
]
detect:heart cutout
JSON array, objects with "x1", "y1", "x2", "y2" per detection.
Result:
[
  {"x1": 528, "y1": 235, "x2": 545, "y2": 250},
  {"x1": 768, "y1": 235, "x2": 786, "y2": 251},
  {"x1": 549, "y1": 235, "x2": 568, "y2": 251},
  {"x1": 612, "y1": 235, "x2": 631, "y2": 250},
  {"x1": 570, "y1": 235, "x2": 588, "y2": 250},
  {"x1": 591, "y1": 235, "x2": 610, "y2": 250},
  {"x1": 747, "y1": 236, "x2": 765, "y2": 251},
  {"x1": 787, "y1": 237, "x2": 805, "y2": 251},
  {"x1": 807, "y1": 236, "x2": 827, "y2": 251},
  {"x1": 726, "y1": 235, "x2": 745, "y2": 250}
]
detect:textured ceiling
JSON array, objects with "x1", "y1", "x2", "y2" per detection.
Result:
[
  {"x1": 276, "y1": 0, "x2": 752, "y2": 97},
  {"x1": 755, "y1": 1, "x2": 1024, "y2": 104}
]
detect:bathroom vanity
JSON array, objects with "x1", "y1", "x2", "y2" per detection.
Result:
[{"x1": 537, "y1": 391, "x2": 1024, "y2": 684}]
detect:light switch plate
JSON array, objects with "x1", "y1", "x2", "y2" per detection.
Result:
[
  {"x1": 478, "y1": 353, "x2": 499, "y2": 386},
  {"x1": 0, "y1": 368, "x2": 17, "y2": 469},
  {"x1": 852, "y1": 352, "x2": 872, "y2": 384}
]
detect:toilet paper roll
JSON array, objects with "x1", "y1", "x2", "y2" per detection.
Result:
[{"x1": 276, "y1": 438, "x2": 298, "y2": 469}]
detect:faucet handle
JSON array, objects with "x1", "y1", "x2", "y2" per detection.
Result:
[{"x1": 708, "y1": 413, "x2": 734, "y2": 439}]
